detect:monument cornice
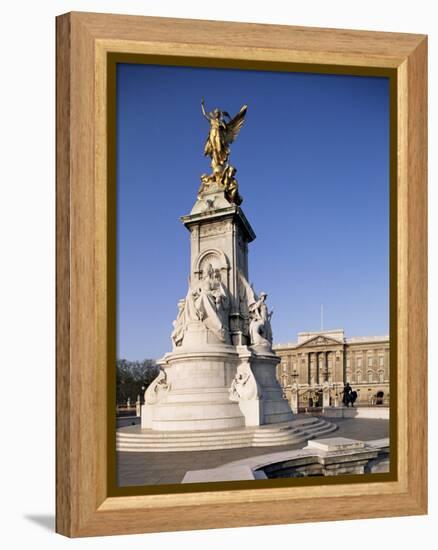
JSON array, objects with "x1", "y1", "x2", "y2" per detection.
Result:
[{"x1": 181, "y1": 204, "x2": 256, "y2": 243}]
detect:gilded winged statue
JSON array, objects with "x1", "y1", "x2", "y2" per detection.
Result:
[{"x1": 201, "y1": 98, "x2": 248, "y2": 179}]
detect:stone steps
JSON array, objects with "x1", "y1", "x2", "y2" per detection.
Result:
[
  {"x1": 117, "y1": 440, "x2": 254, "y2": 451},
  {"x1": 117, "y1": 417, "x2": 321, "y2": 441},
  {"x1": 117, "y1": 435, "x2": 254, "y2": 446},
  {"x1": 116, "y1": 417, "x2": 338, "y2": 452},
  {"x1": 251, "y1": 422, "x2": 337, "y2": 447}
]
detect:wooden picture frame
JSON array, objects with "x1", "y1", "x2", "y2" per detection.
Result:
[{"x1": 56, "y1": 11, "x2": 427, "y2": 537}]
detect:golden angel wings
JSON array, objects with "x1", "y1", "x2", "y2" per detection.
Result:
[{"x1": 221, "y1": 104, "x2": 248, "y2": 146}]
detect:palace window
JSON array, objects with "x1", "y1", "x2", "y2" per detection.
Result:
[
  {"x1": 379, "y1": 356, "x2": 384, "y2": 367},
  {"x1": 378, "y1": 370, "x2": 384, "y2": 382},
  {"x1": 368, "y1": 356, "x2": 373, "y2": 367},
  {"x1": 367, "y1": 371, "x2": 374, "y2": 383},
  {"x1": 356, "y1": 370, "x2": 362, "y2": 383},
  {"x1": 357, "y1": 357, "x2": 362, "y2": 368}
]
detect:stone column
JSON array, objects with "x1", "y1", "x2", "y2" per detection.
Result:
[
  {"x1": 311, "y1": 352, "x2": 316, "y2": 385},
  {"x1": 307, "y1": 353, "x2": 312, "y2": 408},
  {"x1": 341, "y1": 347, "x2": 346, "y2": 383}
]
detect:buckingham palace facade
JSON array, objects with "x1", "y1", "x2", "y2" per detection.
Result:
[{"x1": 273, "y1": 329, "x2": 390, "y2": 408}]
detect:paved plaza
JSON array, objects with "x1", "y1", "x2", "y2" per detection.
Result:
[{"x1": 116, "y1": 417, "x2": 389, "y2": 486}]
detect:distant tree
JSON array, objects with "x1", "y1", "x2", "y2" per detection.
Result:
[{"x1": 116, "y1": 358, "x2": 158, "y2": 406}]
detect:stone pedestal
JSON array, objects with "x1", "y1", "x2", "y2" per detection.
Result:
[
  {"x1": 180, "y1": 182, "x2": 256, "y2": 346},
  {"x1": 142, "y1": 343, "x2": 292, "y2": 430},
  {"x1": 142, "y1": 344, "x2": 245, "y2": 431},
  {"x1": 141, "y1": 183, "x2": 293, "y2": 439},
  {"x1": 230, "y1": 346, "x2": 293, "y2": 426}
]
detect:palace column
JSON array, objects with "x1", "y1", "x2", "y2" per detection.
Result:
[
  {"x1": 338, "y1": 348, "x2": 345, "y2": 383},
  {"x1": 340, "y1": 347, "x2": 345, "y2": 383}
]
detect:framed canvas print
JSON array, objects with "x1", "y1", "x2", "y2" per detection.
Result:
[{"x1": 56, "y1": 12, "x2": 427, "y2": 537}]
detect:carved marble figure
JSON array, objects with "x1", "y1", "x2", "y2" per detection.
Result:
[
  {"x1": 229, "y1": 363, "x2": 259, "y2": 402},
  {"x1": 237, "y1": 271, "x2": 274, "y2": 348},
  {"x1": 249, "y1": 292, "x2": 273, "y2": 346},
  {"x1": 171, "y1": 299, "x2": 186, "y2": 347},
  {"x1": 172, "y1": 264, "x2": 231, "y2": 346},
  {"x1": 144, "y1": 369, "x2": 170, "y2": 404}
]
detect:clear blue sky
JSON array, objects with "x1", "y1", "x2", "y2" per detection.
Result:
[{"x1": 116, "y1": 63, "x2": 389, "y2": 361}]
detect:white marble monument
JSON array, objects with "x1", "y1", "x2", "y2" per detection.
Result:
[
  {"x1": 142, "y1": 180, "x2": 293, "y2": 431},
  {"x1": 141, "y1": 100, "x2": 293, "y2": 435}
]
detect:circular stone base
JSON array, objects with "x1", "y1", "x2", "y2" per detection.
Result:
[{"x1": 117, "y1": 417, "x2": 338, "y2": 452}]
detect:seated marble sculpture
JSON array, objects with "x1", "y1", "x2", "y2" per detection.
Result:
[{"x1": 171, "y1": 264, "x2": 231, "y2": 346}]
